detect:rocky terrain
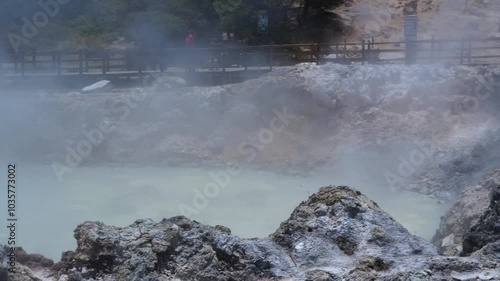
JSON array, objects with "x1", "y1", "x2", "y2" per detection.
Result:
[
  {"x1": 2, "y1": 55, "x2": 500, "y2": 281},
  {"x1": 2, "y1": 1, "x2": 500, "y2": 280},
  {"x1": 336, "y1": 0, "x2": 500, "y2": 41},
  {"x1": 463, "y1": 183, "x2": 500, "y2": 257},
  {"x1": 432, "y1": 170, "x2": 500, "y2": 256},
  {"x1": 2, "y1": 64, "x2": 500, "y2": 197},
  {"x1": 2, "y1": 185, "x2": 500, "y2": 281}
]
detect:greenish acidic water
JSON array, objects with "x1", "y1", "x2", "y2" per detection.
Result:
[{"x1": 7, "y1": 165, "x2": 449, "y2": 261}]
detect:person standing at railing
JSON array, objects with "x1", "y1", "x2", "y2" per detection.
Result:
[{"x1": 186, "y1": 33, "x2": 195, "y2": 48}]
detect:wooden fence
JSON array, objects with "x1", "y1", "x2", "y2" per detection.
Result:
[{"x1": 1, "y1": 37, "x2": 499, "y2": 77}]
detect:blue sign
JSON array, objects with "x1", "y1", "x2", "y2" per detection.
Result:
[
  {"x1": 258, "y1": 10, "x2": 269, "y2": 34},
  {"x1": 404, "y1": 15, "x2": 418, "y2": 41}
]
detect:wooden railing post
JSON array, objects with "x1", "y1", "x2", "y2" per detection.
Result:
[
  {"x1": 85, "y1": 51, "x2": 89, "y2": 72},
  {"x1": 270, "y1": 43, "x2": 273, "y2": 70},
  {"x1": 21, "y1": 51, "x2": 25, "y2": 76},
  {"x1": 361, "y1": 40, "x2": 365, "y2": 65},
  {"x1": 259, "y1": 45, "x2": 264, "y2": 70},
  {"x1": 468, "y1": 39, "x2": 472, "y2": 64},
  {"x1": 106, "y1": 51, "x2": 110, "y2": 72},
  {"x1": 79, "y1": 50, "x2": 83, "y2": 75},
  {"x1": 367, "y1": 40, "x2": 371, "y2": 64},
  {"x1": 310, "y1": 42, "x2": 314, "y2": 62},
  {"x1": 405, "y1": 39, "x2": 418, "y2": 65},
  {"x1": 0, "y1": 54, "x2": 5, "y2": 76},
  {"x1": 344, "y1": 40, "x2": 347, "y2": 60},
  {"x1": 32, "y1": 50, "x2": 36, "y2": 69},
  {"x1": 51, "y1": 54, "x2": 55, "y2": 72},
  {"x1": 195, "y1": 47, "x2": 200, "y2": 71},
  {"x1": 244, "y1": 46, "x2": 248, "y2": 71},
  {"x1": 438, "y1": 41, "x2": 442, "y2": 63},
  {"x1": 460, "y1": 38, "x2": 465, "y2": 65},
  {"x1": 102, "y1": 50, "x2": 107, "y2": 75},
  {"x1": 335, "y1": 43, "x2": 339, "y2": 64},
  {"x1": 138, "y1": 49, "x2": 143, "y2": 74},
  {"x1": 430, "y1": 36, "x2": 435, "y2": 63},
  {"x1": 14, "y1": 53, "x2": 19, "y2": 74},
  {"x1": 57, "y1": 53, "x2": 61, "y2": 76},
  {"x1": 0, "y1": 54, "x2": 3, "y2": 77},
  {"x1": 223, "y1": 46, "x2": 226, "y2": 72},
  {"x1": 125, "y1": 49, "x2": 130, "y2": 71},
  {"x1": 316, "y1": 42, "x2": 320, "y2": 65}
]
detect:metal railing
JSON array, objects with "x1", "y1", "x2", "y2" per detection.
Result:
[{"x1": 1, "y1": 37, "x2": 499, "y2": 77}]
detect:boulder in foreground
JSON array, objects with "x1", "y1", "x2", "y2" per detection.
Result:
[{"x1": 4, "y1": 186, "x2": 500, "y2": 281}]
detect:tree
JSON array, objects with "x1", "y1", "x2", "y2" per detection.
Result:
[
  {"x1": 291, "y1": 0, "x2": 345, "y2": 42},
  {"x1": 0, "y1": 0, "x2": 349, "y2": 53}
]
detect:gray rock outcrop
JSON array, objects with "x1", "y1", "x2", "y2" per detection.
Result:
[
  {"x1": 463, "y1": 184, "x2": 500, "y2": 256},
  {"x1": 0, "y1": 246, "x2": 54, "y2": 281},
  {"x1": 432, "y1": 170, "x2": 500, "y2": 255},
  {"x1": 3, "y1": 186, "x2": 499, "y2": 281}
]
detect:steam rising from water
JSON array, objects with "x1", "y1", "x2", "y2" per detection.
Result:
[
  {"x1": 13, "y1": 163, "x2": 448, "y2": 261},
  {"x1": 1, "y1": 63, "x2": 499, "y2": 261}
]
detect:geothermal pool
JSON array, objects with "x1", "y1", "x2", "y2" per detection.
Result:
[{"x1": 4, "y1": 164, "x2": 449, "y2": 261}]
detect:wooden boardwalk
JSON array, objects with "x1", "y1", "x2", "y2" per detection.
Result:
[{"x1": 1, "y1": 37, "x2": 499, "y2": 86}]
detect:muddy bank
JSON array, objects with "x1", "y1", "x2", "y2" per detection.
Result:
[{"x1": 2, "y1": 64, "x2": 500, "y2": 199}]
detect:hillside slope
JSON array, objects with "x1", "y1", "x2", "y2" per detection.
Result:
[{"x1": 335, "y1": 0, "x2": 500, "y2": 41}]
